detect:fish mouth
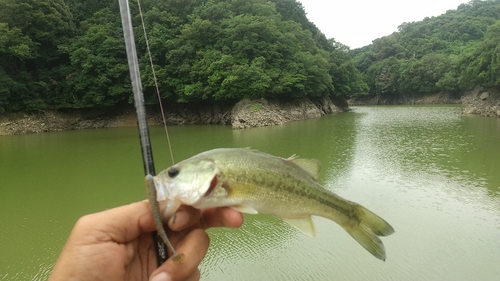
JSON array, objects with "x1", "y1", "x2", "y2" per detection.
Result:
[
  {"x1": 153, "y1": 177, "x2": 168, "y2": 202},
  {"x1": 204, "y1": 175, "x2": 218, "y2": 197}
]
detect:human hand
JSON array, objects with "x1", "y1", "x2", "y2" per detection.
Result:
[{"x1": 49, "y1": 201, "x2": 243, "y2": 281}]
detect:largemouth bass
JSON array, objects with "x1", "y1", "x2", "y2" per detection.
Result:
[{"x1": 153, "y1": 148, "x2": 395, "y2": 261}]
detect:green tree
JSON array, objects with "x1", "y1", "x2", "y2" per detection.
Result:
[
  {"x1": 0, "y1": 0, "x2": 75, "y2": 111},
  {"x1": 474, "y1": 19, "x2": 500, "y2": 86},
  {"x1": 353, "y1": 0, "x2": 500, "y2": 97},
  {"x1": 0, "y1": 0, "x2": 372, "y2": 111},
  {"x1": 435, "y1": 55, "x2": 460, "y2": 92},
  {"x1": 365, "y1": 57, "x2": 401, "y2": 95},
  {"x1": 67, "y1": 8, "x2": 130, "y2": 107},
  {"x1": 161, "y1": 0, "x2": 335, "y2": 102},
  {"x1": 0, "y1": 22, "x2": 36, "y2": 112}
]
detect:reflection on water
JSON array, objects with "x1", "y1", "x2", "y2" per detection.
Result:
[
  {"x1": 201, "y1": 105, "x2": 500, "y2": 281},
  {"x1": 331, "y1": 106, "x2": 500, "y2": 280},
  {"x1": 1, "y1": 105, "x2": 499, "y2": 280}
]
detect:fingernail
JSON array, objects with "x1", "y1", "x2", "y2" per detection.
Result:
[
  {"x1": 150, "y1": 272, "x2": 171, "y2": 281},
  {"x1": 170, "y1": 213, "x2": 177, "y2": 225},
  {"x1": 169, "y1": 210, "x2": 188, "y2": 229}
]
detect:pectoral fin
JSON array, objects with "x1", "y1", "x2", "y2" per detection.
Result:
[
  {"x1": 282, "y1": 217, "x2": 317, "y2": 237},
  {"x1": 231, "y1": 205, "x2": 258, "y2": 214}
]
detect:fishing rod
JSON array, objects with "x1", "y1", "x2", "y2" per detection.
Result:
[{"x1": 118, "y1": 0, "x2": 168, "y2": 266}]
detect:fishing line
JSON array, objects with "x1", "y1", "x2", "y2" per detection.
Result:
[
  {"x1": 136, "y1": 0, "x2": 193, "y2": 253},
  {"x1": 137, "y1": 0, "x2": 175, "y2": 165}
]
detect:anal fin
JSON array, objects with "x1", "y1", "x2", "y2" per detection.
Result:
[
  {"x1": 231, "y1": 205, "x2": 259, "y2": 214},
  {"x1": 282, "y1": 217, "x2": 317, "y2": 237}
]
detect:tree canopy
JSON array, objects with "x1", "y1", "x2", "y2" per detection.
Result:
[
  {"x1": 351, "y1": 0, "x2": 500, "y2": 97},
  {"x1": 0, "y1": 0, "x2": 367, "y2": 113}
]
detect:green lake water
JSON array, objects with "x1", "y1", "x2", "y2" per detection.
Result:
[{"x1": 1, "y1": 105, "x2": 499, "y2": 280}]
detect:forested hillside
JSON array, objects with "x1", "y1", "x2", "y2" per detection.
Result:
[
  {"x1": 351, "y1": 0, "x2": 500, "y2": 97},
  {"x1": 0, "y1": 0, "x2": 367, "y2": 113}
]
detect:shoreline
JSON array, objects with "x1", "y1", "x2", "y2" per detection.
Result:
[
  {"x1": 0, "y1": 96, "x2": 345, "y2": 136},
  {"x1": 348, "y1": 87, "x2": 500, "y2": 118},
  {"x1": 2, "y1": 88, "x2": 498, "y2": 136}
]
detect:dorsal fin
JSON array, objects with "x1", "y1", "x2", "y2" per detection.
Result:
[{"x1": 290, "y1": 158, "x2": 321, "y2": 179}]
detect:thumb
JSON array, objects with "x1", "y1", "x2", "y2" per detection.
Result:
[{"x1": 149, "y1": 229, "x2": 210, "y2": 281}]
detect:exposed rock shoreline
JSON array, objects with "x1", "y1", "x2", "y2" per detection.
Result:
[
  {"x1": 348, "y1": 87, "x2": 500, "y2": 118},
  {"x1": 231, "y1": 96, "x2": 343, "y2": 129},
  {"x1": 460, "y1": 87, "x2": 500, "y2": 117},
  {"x1": 3, "y1": 88, "x2": 497, "y2": 136},
  {"x1": 0, "y1": 96, "x2": 345, "y2": 135}
]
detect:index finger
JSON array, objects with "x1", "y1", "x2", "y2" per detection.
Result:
[
  {"x1": 202, "y1": 207, "x2": 244, "y2": 229},
  {"x1": 169, "y1": 206, "x2": 244, "y2": 231}
]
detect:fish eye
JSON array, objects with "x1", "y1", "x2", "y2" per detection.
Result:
[{"x1": 167, "y1": 167, "x2": 179, "y2": 178}]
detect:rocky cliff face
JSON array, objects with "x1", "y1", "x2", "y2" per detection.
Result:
[
  {"x1": 230, "y1": 96, "x2": 343, "y2": 129},
  {"x1": 0, "y1": 96, "x2": 345, "y2": 135},
  {"x1": 461, "y1": 87, "x2": 500, "y2": 117}
]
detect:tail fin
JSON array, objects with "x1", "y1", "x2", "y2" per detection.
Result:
[{"x1": 344, "y1": 205, "x2": 395, "y2": 261}]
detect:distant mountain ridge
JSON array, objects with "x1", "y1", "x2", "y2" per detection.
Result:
[{"x1": 351, "y1": 0, "x2": 500, "y2": 99}]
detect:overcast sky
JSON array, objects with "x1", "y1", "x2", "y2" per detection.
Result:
[{"x1": 298, "y1": 0, "x2": 469, "y2": 49}]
